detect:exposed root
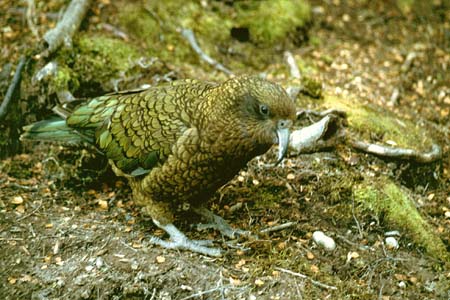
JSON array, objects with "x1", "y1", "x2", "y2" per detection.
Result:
[{"x1": 350, "y1": 140, "x2": 442, "y2": 163}]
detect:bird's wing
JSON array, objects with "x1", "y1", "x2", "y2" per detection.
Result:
[{"x1": 67, "y1": 80, "x2": 211, "y2": 176}]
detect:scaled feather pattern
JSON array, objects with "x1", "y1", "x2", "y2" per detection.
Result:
[{"x1": 22, "y1": 76, "x2": 297, "y2": 255}]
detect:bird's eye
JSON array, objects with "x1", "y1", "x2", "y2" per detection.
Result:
[{"x1": 259, "y1": 104, "x2": 269, "y2": 116}]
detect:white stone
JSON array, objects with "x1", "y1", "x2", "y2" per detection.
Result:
[
  {"x1": 385, "y1": 237, "x2": 399, "y2": 249},
  {"x1": 312, "y1": 231, "x2": 336, "y2": 251}
]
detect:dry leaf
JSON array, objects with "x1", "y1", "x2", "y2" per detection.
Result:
[
  {"x1": 229, "y1": 277, "x2": 241, "y2": 286},
  {"x1": 310, "y1": 265, "x2": 319, "y2": 273},
  {"x1": 15, "y1": 205, "x2": 25, "y2": 214},
  {"x1": 8, "y1": 277, "x2": 17, "y2": 284},
  {"x1": 98, "y1": 199, "x2": 108, "y2": 210},
  {"x1": 11, "y1": 196, "x2": 24, "y2": 204},
  {"x1": 254, "y1": 279, "x2": 264, "y2": 286}
]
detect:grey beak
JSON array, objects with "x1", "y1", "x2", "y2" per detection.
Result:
[{"x1": 275, "y1": 127, "x2": 290, "y2": 165}]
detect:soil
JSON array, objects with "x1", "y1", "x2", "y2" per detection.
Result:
[{"x1": 1, "y1": 1, "x2": 449, "y2": 299}]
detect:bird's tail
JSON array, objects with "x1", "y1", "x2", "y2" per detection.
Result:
[{"x1": 20, "y1": 117, "x2": 85, "y2": 143}]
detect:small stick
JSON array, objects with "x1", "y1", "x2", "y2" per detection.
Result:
[
  {"x1": 296, "y1": 108, "x2": 347, "y2": 119},
  {"x1": 350, "y1": 140, "x2": 442, "y2": 163},
  {"x1": 335, "y1": 234, "x2": 375, "y2": 252},
  {"x1": 180, "y1": 28, "x2": 234, "y2": 76},
  {"x1": 0, "y1": 56, "x2": 27, "y2": 121},
  {"x1": 260, "y1": 221, "x2": 296, "y2": 234},
  {"x1": 16, "y1": 201, "x2": 43, "y2": 221},
  {"x1": 284, "y1": 51, "x2": 301, "y2": 79},
  {"x1": 401, "y1": 52, "x2": 417, "y2": 73},
  {"x1": 26, "y1": 0, "x2": 39, "y2": 38},
  {"x1": 275, "y1": 267, "x2": 338, "y2": 290},
  {"x1": 180, "y1": 285, "x2": 232, "y2": 300}
]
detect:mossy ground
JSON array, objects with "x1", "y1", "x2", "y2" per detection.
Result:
[
  {"x1": 316, "y1": 94, "x2": 434, "y2": 150},
  {"x1": 354, "y1": 178, "x2": 449, "y2": 262},
  {"x1": 1, "y1": 0, "x2": 449, "y2": 299}
]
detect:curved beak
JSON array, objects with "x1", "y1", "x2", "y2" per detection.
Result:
[{"x1": 275, "y1": 127, "x2": 290, "y2": 165}]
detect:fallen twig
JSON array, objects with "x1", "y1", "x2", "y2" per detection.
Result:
[
  {"x1": 100, "y1": 23, "x2": 129, "y2": 41},
  {"x1": 350, "y1": 140, "x2": 442, "y2": 163},
  {"x1": 284, "y1": 50, "x2": 302, "y2": 99},
  {"x1": 260, "y1": 221, "x2": 296, "y2": 234},
  {"x1": 180, "y1": 285, "x2": 233, "y2": 300},
  {"x1": 17, "y1": 201, "x2": 43, "y2": 221},
  {"x1": 40, "y1": 0, "x2": 92, "y2": 57},
  {"x1": 284, "y1": 51, "x2": 301, "y2": 79},
  {"x1": 0, "y1": 56, "x2": 27, "y2": 121},
  {"x1": 401, "y1": 52, "x2": 417, "y2": 73},
  {"x1": 180, "y1": 28, "x2": 234, "y2": 76},
  {"x1": 335, "y1": 234, "x2": 375, "y2": 252},
  {"x1": 7, "y1": 182, "x2": 38, "y2": 191},
  {"x1": 297, "y1": 108, "x2": 347, "y2": 119},
  {"x1": 26, "y1": 0, "x2": 39, "y2": 38},
  {"x1": 275, "y1": 267, "x2": 338, "y2": 290}
]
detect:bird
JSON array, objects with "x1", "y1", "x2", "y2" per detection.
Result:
[{"x1": 21, "y1": 75, "x2": 297, "y2": 256}]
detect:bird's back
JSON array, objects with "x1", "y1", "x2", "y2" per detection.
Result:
[{"x1": 66, "y1": 79, "x2": 214, "y2": 176}]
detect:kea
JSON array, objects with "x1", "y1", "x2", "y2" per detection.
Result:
[{"x1": 21, "y1": 76, "x2": 296, "y2": 256}]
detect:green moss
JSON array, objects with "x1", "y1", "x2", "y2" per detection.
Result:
[
  {"x1": 118, "y1": 1, "x2": 233, "y2": 67},
  {"x1": 238, "y1": 0, "x2": 310, "y2": 45},
  {"x1": 47, "y1": 34, "x2": 141, "y2": 95},
  {"x1": 115, "y1": 1, "x2": 313, "y2": 74},
  {"x1": 316, "y1": 95, "x2": 434, "y2": 150},
  {"x1": 301, "y1": 76, "x2": 323, "y2": 98},
  {"x1": 50, "y1": 64, "x2": 78, "y2": 93},
  {"x1": 251, "y1": 185, "x2": 287, "y2": 209},
  {"x1": 118, "y1": 4, "x2": 160, "y2": 47},
  {"x1": 396, "y1": 0, "x2": 415, "y2": 14},
  {"x1": 354, "y1": 177, "x2": 449, "y2": 262},
  {"x1": 74, "y1": 34, "x2": 139, "y2": 81}
]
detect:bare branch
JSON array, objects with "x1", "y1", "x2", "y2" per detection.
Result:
[
  {"x1": 260, "y1": 221, "x2": 296, "y2": 234},
  {"x1": 275, "y1": 267, "x2": 338, "y2": 290},
  {"x1": 180, "y1": 28, "x2": 234, "y2": 76},
  {"x1": 350, "y1": 140, "x2": 442, "y2": 163},
  {"x1": 0, "y1": 56, "x2": 27, "y2": 121},
  {"x1": 41, "y1": 0, "x2": 92, "y2": 57}
]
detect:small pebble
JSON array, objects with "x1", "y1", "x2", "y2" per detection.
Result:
[
  {"x1": 131, "y1": 260, "x2": 139, "y2": 270},
  {"x1": 398, "y1": 281, "x2": 406, "y2": 288},
  {"x1": 312, "y1": 231, "x2": 336, "y2": 251},
  {"x1": 385, "y1": 237, "x2": 399, "y2": 249},
  {"x1": 95, "y1": 257, "x2": 104, "y2": 268},
  {"x1": 85, "y1": 265, "x2": 94, "y2": 272}
]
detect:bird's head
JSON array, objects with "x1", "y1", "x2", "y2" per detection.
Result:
[{"x1": 219, "y1": 76, "x2": 297, "y2": 164}]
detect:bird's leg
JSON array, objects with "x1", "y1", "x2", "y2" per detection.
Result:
[
  {"x1": 128, "y1": 179, "x2": 223, "y2": 257},
  {"x1": 192, "y1": 206, "x2": 252, "y2": 239},
  {"x1": 149, "y1": 219, "x2": 222, "y2": 257}
]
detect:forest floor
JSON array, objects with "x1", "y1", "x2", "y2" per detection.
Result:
[{"x1": 1, "y1": 0, "x2": 449, "y2": 299}]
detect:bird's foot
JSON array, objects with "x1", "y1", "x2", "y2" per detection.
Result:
[
  {"x1": 149, "y1": 220, "x2": 222, "y2": 257},
  {"x1": 192, "y1": 206, "x2": 255, "y2": 239}
]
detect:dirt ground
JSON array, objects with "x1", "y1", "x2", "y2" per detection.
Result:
[{"x1": 1, "y1": 0, "x2": 449, "y2": 299}]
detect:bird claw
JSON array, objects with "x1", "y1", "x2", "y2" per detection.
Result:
[
  {"x1": 150, "y1": 221, "x2": 222, "y2": 257},
  {"x1": 149, "y1": 235, "x2": 222, "y2": 257},
  {"x1": 192, "y1": 206, "x2": 257, "y2": 240}
]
